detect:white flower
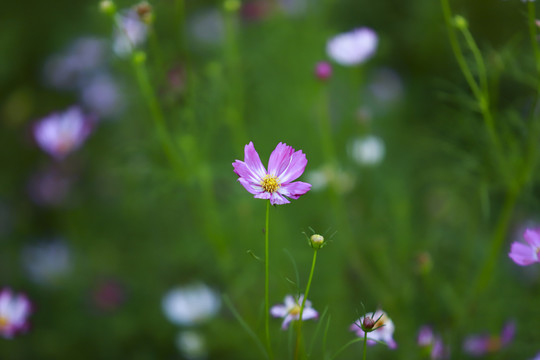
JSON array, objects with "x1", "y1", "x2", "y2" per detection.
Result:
[
  {"x1": 349, "y1": 135, "x2": 385, "y2": 166},
  {"x1": 176, "y1": 330, "x2": 207, "y2": 359},
  {"x1": 113, "y1": 10, "x2": 148, "y2": 56},
  {"x1": 327, "y1": 28, "x2": 378, "y2": 66},
  {"x1": 270, "y1": 294, "x2": 318, "y2": 330},
  {"x1": 162, "y1": 283, "x2": 221, "y2": 326}
]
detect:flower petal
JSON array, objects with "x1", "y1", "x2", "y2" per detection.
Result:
[
  {"x1": 301, "y1": 307, "x2": 318, "y2": 321},
  {"x1": 238, "y1": 177, "x2": 263, "y2": 195},
  {"x1": 281, "y1": 314, "x2": 294, "y2": 330},
  {"x1": 279, "y1": 181, "x2": 311, "y2": 200},
  {"x1": 277, "y1": 149, "x2": 308, "y2": 184},
  {"x1": 243, "y1": 142, "x2": 267, "y2": 180},
  {"x1": 524, "y1": 229, "x2": 540, "y2": 249},
  {"x1": 269, "y1": 192, "x2": 290, "y2": 205},
  {"x1": 509, "y1": 242, "x2": 538, "y2": 266},
  {"x1": 270, "y1": 305, "x2": 288, "y2": 318},
  {"x1": 268, "y1": 142, "x2": 294, "y2": 177},
  {"x1": 233, "y1": 160, "x2": 263, "y2": 185}
]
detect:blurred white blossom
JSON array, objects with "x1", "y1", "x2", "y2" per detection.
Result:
[
  {"x1": 113, "y1": 10, "x2": 148, "y2": 56},
  {"x1": 176, "y1": 330, "x2": 208, "y2": 359},
  {"x1": 21, "y1": 239, "x2": 72, "y2": 285},
  {"x1": 349, "y1": 135, "x2": 385, "y2": 166},
  {"x1": 162, "y1": 283, "x2": 221, "y2": 326},
  {"x1": 327, "y1": 28, "x2": 378, "y2": 66}
]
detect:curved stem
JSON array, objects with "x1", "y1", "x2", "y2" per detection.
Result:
[
  {"x1": 294, "y1": 249, "x2": 318, "y2": 360},
  {"x1": 132, "y1": 52, "x2": 184, "y2": 178},
  {"x1": 330, "y1": 337, "x2": 365, "y2": 360}
]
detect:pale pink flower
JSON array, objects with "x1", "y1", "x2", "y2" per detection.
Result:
[
  {"x1": 270, "y1": 294, "x2": 318, "y2": 330},
  {"x1": 326, "y1": 28, "x2": 378, "y2": 66},
  {"x1": 350, "y1": 310, "x2": 397, "y2": 349},
  {"x1": 33, "y1": 106, "x2": 94, "y2": 160},
  {"x1": 0, "y1": 288, "x2": 32, "y2": 339},
  {"x1": 418, "y1": 325, "x2": 449, "y2": 359},
  {"x1": 233, "y1": 142, "x2": 311, "y2": 205},
  {"x1": 463, "y1": 321, "x2": 515, "y2": 356},
  {"x1": 509, "y1": 228, "x2": 540, "y2": 266}
]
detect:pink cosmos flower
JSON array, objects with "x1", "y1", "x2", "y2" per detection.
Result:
[
  {"x1": 418, "y1": 326, "x2": 449, "y2": 359},
  {"x1": 270, "y1": 294, "x2": 318, "y2": 330},
  {"x1": 232, "y1": 142, "x2": 311, "y2": 205},
  {"x1": 509, "y1": 228, "x2": 540, "y2": 266},
  {"x1": 350, "y1": 310, "x2": 397, "y2": 349},
  {"x1": 33, "y1": 106, "x2": 94, "y2": 161},
  {"x1": 0, "y1": 288, "x2": 32, "y2": 339},
  {"x1": 463, "y1": 321, "x2": 515, "y2": 356},
  {"x1": 326, "y1": 28, "x2": 378, "y2": 66}
]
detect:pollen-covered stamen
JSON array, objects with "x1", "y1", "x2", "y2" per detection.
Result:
[
  {"x1": 289, "y1": 304, "x2": 301, "y2": 316},
  {"x1": 261, "y1": 174, "x2": 281, "y2": 193}
]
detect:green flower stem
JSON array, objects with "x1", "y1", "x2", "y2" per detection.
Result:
[
  {"x1": 264, "y1": 200, "x2": 273, "y2": 359},
  {"x1": 363, "y1": 331, "x2": 367, "y2": 360},
  {"x1": 294, "y1": 249, "x2": 318, "y2": 360},
  {"x1": 440, "y1": 0, "x2": 501, "y2": 153},
  {"x1": 330, "y1": 337, "x2": 365, "y2": 360},
  {"x1": 132, "y1": 52, "x2": 184, "y2": 178}
]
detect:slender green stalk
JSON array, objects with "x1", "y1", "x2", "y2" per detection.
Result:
[
  {"x1": 330, "y1": 337, "x2": 365, "y2": 360},
  {"x1": 294, "y1": 249, "x2": 318, "y2": 360},
  {"x1": 264, "y1": 200, "x2": 273, "y2": 359},
  {"x1": 362, "y1": 331, "x2": 367, "y2": 360},
  {"x1": 473, "y1": 186, "x2": 519, "y2": 294},
  {"x1": 132, "y1": 52, "x2": 184, "y2": 178},
  {"x1": 439, "y1": 0, "x2": 482, "y2": 100}
]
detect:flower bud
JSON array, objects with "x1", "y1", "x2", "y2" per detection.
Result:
[
  {"x1": 362, "y1": 316, "x2": 375, "y2": 330},
  {"x1": 224, "y1": 0, "x2": 241, "y2": 13},
  {"x1": 453, "y1": 15, "x2": 467, "y2": 29},
  {"x1": 99, "y1": 0, "x2": 116, "y2": 16},
  {"x1": 309, "y1": 234, "x2": 325, "y2": 249},
  {"x1": 315, "y1": 61, "x2": 332, "y2": 81},
  {"x1": 135, "y1": 1, "x2": 154, "y2": 24}
]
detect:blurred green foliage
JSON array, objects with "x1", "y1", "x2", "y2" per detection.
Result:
[{"x1": 1, "y1": 0, "x2": 540, "y2": 359}]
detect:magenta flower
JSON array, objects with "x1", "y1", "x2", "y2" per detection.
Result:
[
  {"x1": 509, "y1": 228, "x2": 540, "y2": 266},
  {"x1": 232, "y1": 142, "x2": 311, "y2": 205},
  {"x1": 33, "y1": 106, "x2": 94, "y2": 161},
  {"x1": 270, "y1": 294, "x2": 318, "y2": 330},
  {"x1": 463, "y1": 321, "x2": 515, "y2": 356},
  {"x1": 0, "y1": 288, "x2": 32, "y2": 339},
  {"x1": 418, "y1": 326, "x2": 449, "y2": 359},
  {"x1": 350, "y1": 310, "x2": 397, "y2": 349}
]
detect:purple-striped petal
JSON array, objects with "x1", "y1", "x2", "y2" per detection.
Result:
[
  {"x1": 279, "y1": 181, "x2": 311, "y2": 200},
  {"x1": 269, "y1": 192, "x2": 290, "y2": 205},
  {"x1": 233, "y1": 160, "x2": 263, "y2": 185},
  {"x1": 277, "y1": 149, "x2": 308, "y2": 184},
  {"x1": 238, "y1": 177, "x2": 263, "y2": 195},
  {"x1": 268, "y1": 142, "x2": 294, "y2": 177},
  {"x1": 243, "y1": 142, "x2": 267, "y2": 180}
]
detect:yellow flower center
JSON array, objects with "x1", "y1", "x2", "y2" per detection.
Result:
[
  {"x1": 374, "y1": 313, "x2": 388, "y2": 329},
  {"x1": 261, "y1": 175, "x2": 280, "y2": 193},
  {"x1": 0, "y1": 316, "x2": 8, "y2": 329},
  {"x1": 289, "y1": 304, "x2": 301, "y2": 316}
]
